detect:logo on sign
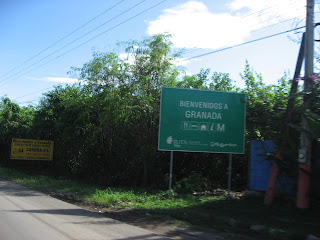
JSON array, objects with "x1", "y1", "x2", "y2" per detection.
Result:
[{"x1": 166, "y1": 136, "x2": 187, "y2": 146}]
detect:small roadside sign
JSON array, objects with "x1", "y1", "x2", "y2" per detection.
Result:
[{"x1": 10, "y1": 138, "x2": 54, "y2": 161}]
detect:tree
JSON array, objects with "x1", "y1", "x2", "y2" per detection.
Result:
[
  {"x1": 68, "y1": 34, "x2": 181, "y2": 185},
  {"x1": 0, "y1": 35, "x2": 302, "y2": 192},
  {"x1": 0, "y1": 97, "x2": 35, "y2": 165}
]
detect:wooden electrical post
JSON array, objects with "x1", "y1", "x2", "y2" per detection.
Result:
[{"x1": 297, "y1": 0, "x2": 314, "y2": 209}]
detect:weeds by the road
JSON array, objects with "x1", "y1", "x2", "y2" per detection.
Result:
[{"x1": 0, "y1": 166, "x2": 319, "y2": 240}]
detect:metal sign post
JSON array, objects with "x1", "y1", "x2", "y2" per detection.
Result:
[
  {"x1": 168, "y1": 151, "x2": 174, "y2": 199},
  {"x1": 158, "y1": 87, "x2": 246, "y2": 197},
  {"x1": 228, "y1": 153, "x2": 232, "y2": 199}
]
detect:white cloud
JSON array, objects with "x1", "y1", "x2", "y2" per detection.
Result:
[
  {"x1": 27, "y1": 76, "x2": 78, "y2": 84},
  {"x1": 148, "y1": 1, "x2": 248, "y2": 49},
  {"x1": 147, "y1": 0, "x2": 305, "y2": 50}
]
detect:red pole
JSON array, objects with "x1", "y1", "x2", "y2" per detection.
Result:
[
  {"x1": 264, "y1": 150, "x2": 282, "y2": 205},
  {"x1": 297, "y1": 164, "x2": 310, "y2": 209}
]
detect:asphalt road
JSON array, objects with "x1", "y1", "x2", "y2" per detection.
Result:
[{"x1": 0, "y1": 178, "x2": 170, "y2": 240}]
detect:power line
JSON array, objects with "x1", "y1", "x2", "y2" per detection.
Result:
[
  {"x1": 251, "y1": 17, "x2": 298, "y2": 33},
  {"x1": 183, "y1": 47, "x2": 202, "y2": 54},
  {"x1": 247, "y1": 4, "x2": 305, "y2": 30},
  {"x1": 0, "y1": 0, "x2": 126, "y2": 79},
  {"x1": 241, "y1": 5, "x2": 276, "y2": 18},
  {"x1": 240, "y1": 0, "x2": 302, "y2": 19},
  {"x1": 253, "y1": 14, "x2": 294, "y2": 28},
  {"x1": 12, "y1": 25, "x2": 310, "y2": 102},
  {"x1": 184, "y1": 25, "x2": 307, "y2": 61},
  {"x1": 182, "y1": 17, "x2": 304, "y2": 58},
  {"x1": 1, "y1": 0, "x2": 307, "y2": 85},
  {"x1": 14, "y1": 87, "x2": 54, "y2": 100},
  {"x1": 0, "y1": 0, "x2": 167, "y2": 87},
  {"x1": 17, "y1": 97, "x2": 43, "y2": 105},
  {"x1": 0, "y1": 0, "x2": 148, "y2": 84},
  {"x1": 182, "y1": 1, "x2": 306, "y2": 57}
]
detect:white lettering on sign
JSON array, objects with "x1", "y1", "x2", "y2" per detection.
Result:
[
  {"x1": 180, "y1": 101, "x2": 223, "y2": 109},
  {"x1": 217, "y1": 123, "x2": 225, "y2": 132},
  {"x1": 181, "y1": 121, "x2": 225, "y2": 132},
  {"x1": 185, "y1": 111, "x2": 222, "y2": 120},
  {"x1": 210, "y1": 142, "x2": 238, "y2": 147}
]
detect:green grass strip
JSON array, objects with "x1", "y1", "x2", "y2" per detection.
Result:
[{"x1": 1, "y1": 166, "x2": 320, "y2": 240}]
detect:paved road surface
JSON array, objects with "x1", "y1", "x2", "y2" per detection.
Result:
[{"x1": 0, "y1": 178, "x2": 170, "y2": 240}]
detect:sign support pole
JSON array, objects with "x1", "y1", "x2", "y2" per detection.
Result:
[
  {"x1": 169, "y1": 151, "x2": 174, "y2": 199},
  {"x1": 228, "y1": 153, "x2": 232, "y2": 199}
]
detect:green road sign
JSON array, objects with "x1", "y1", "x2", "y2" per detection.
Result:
[{"x1": 158, "y1": 87, "x2": 246, "y2": 154}]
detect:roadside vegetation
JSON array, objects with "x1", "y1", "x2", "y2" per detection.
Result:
[
  {"x1": 1, "y1": 34, "x2": 315, "y2": 189},
  {"x1": 0, "y1": 34, "x2": 319, "y2": 239},
  {"x1": 0, "y1": 166, "x2": 319, "y2": 240}
]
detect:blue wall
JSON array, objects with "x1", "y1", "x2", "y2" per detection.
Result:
[
  {"x1": 249, "y1": 140, "x2": 276, "y2": 192},
  {"x1": 249, "y1": 140, "x2": 319, "y2": 196}
]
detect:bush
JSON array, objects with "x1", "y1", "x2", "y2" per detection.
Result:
[{"x1": 174, "y1": 172, "x2": 210, "y2": 194}]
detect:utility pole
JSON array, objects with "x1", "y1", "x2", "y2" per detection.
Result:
[
  {"x1": 297, "y1": 0, "x2": 314, "y2": 209},
  {"x1": 264, "y1": 34, "x2": 305, "y2": 206}
]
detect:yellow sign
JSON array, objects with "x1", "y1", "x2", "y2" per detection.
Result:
[{"x1": 10, "y1": 138, "x2": 54, "y2": 161}]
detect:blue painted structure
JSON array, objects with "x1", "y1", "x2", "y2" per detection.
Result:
[{"x1": 249, "y1": 140, "x2": 320, "y2": 196}]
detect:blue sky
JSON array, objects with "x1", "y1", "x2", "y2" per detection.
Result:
[{"x1": 0, "y1": 0, "x2": 318, "y2": 106}]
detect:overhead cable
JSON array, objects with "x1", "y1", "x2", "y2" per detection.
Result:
[
  {"x1": 14, "y1": 87, "x2": 54, "y2": 100},
  {"x1": 184, "y1": 26, "x2": 307, "y2": 61},
  {"x1": 0, "y1": 0, "x2": 167, "y2": 87},
  {"x1": 0, "y1": 0, "x2": 126, "y2": 79},
  {"x1": 0, "y1": 0, "x2": 148, "y2": 84}
]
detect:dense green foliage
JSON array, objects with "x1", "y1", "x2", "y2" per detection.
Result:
[{"x1": 1, "y1": 34, "x2": 317, "y2": 191}]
